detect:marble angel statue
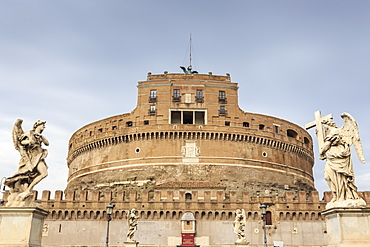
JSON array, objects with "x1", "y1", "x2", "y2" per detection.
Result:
[
  {"x1": 4, "y1": 119, "x2": 49, "y2": 207},
  {"x1": 233, "y1": 209, "x2": 249, "y2": 244},
  {"x1": 127, "y1": 208, "x2": 139, "y2": 242},
  {"x1": 320, "y1": 113, "x2": 366, "y2": 208}
]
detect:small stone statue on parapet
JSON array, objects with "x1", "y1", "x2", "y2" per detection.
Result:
[
  {"x1": 127, "y1": 208, "x2": 139, "y2": 242},
  {"x1": 233, "y1": 209, "x2": 249, "y2": 245},
  {"x1": 306, "y1": 111, "x2": 366, "y2": 209},
  {"x1": 4, "y1": 119, "x2": 49, "y2": 207}
]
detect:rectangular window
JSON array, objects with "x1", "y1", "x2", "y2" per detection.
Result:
[
  {"x1": 219, "y1": 106, "x2": 227, "y2": 115},
  {"x1": 170, "y1": 110, "x2": 205, "y2": 125},
  {"x1": 219, "y1": 91, "x2": 227, "y2": 103},
  {"x1": 174, "y1": 89, "x2": 180, "y2": 98},
  {"x1": 144, "y1": 120, "x2": 149, "y2": 125},
  {"x1": 196, "y1": 89, "x2": 204, "y2": 103},
  {"x1": 195, "y1": 111, "x2": 205, "y2": 125},
  {"x1": 149, "y1": 105, "x2": 156, "y2": 115},
  {"x1": 173, "y1": 89, "x2": 181, "y2": 102},
  {"x1": 274, "y1": 125, "x2": 279, "y2": 133},
  {"x1": 171, "y1": 111, "x2": 181, "y2": 124},
  {"x1": 150, "y1": 90, "x2": 157, "y2": 98},
  {"x1": 266, "y1": 211, "x2": 272, "y2": 225},
  {"x1": 183, "y1": 111, "x2": 193, "y2": 124},
  {"x1": 149, "y1": 89, "x2": 157, "y2": 102}
]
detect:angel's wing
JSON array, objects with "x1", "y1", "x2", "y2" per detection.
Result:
[
  {"x1": 180, "y1": 66, "x2": 187, "y2": 73},
  {"x1": 340, "y1": 112, "x2": 365, "y2": 163},
  {"x1": 12, "y1": 119, "x2": 24, "y2": 151}
]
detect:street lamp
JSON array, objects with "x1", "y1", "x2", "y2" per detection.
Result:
[
  {"x1": 259, "y1": 203, "x2": 267, "y2": 247},
  {"x1": 105, "y1": 203, "x2": 115, "y2": 247}
]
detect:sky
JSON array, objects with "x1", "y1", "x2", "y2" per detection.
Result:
[{"x1": 1, "y1": 1, "x2": 370, "y2": 199}]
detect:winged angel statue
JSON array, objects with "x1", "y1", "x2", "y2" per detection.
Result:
[
  {"x1": 4, "y1": 119, "x2": 49, "y2": 207},
  {"x1": 319, "y1": 113, "x2": 366, "y2": 209},
  {"x1": 127, "y1": 208, "x2": 139, "y2": 242},
  {"x1": 233, "y1": 209, "x2": 249, "y2": 244}
]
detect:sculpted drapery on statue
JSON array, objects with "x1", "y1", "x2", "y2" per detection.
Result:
[
  {"x1": 4, "y1": 119, "x2": 49, "y2": 207},
  {"x1": 306, "y1": 111, "x2": 366, "y2": 209}
]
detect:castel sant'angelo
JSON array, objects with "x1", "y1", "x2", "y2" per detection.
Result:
[{"x1": 4, "y1": 68, "x2": 370, "y2": 247}]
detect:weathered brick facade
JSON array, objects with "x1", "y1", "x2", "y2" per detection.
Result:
[{"x1": 66, "y1": 72, "x2": 314, "y2": 197}]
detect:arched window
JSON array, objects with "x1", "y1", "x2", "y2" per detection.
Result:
[
  {"x1": 304, "y1": 137, "x2": 310, "y2": 145},
  {"x1": 287, "y1": 129, "x2": 298, "y2": 139}
]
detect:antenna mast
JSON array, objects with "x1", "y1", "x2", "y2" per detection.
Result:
[
  {"x1": 180, "y1": 34, "x2": 198, "y2": 74},
  {"x1": 189, "y1": 33, "x2": 192, "y2": 68}
]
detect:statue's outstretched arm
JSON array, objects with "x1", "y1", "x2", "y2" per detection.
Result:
[{"x1": 41, "y1": 135, "x2": 49, "y2": 146}]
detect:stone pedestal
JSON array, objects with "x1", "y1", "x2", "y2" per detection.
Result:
[
  {"x1": 235, "y1": 242, "x2": 250, "y2": 247},
  {"x1": 235, "y1": 238, "x2": 250, "y2": 246},
  {"x1": 0, "y1": 207, "x2": 49, "y2": 247},
  {"x1": 322, "y1": 207, "x2": 370, "y2": 247},
  {"x1": 124, "y1": 241, "x2": 139, "y2": 247}
]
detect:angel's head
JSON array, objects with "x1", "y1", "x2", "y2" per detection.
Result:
[{"x1": 33, "y1": 120, "x2": 46, "y2": 133}]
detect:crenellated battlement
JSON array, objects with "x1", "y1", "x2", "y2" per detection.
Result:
[
  {"x1": 6, "y1": 189, "x2": 369, "y2": 205},
  {"x1": 2, "y1": 190, "x2": 369, "y2": 222}
]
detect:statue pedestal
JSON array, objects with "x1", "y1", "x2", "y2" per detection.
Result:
[
  {"x1": 235, "y1": 239, "x2": 250, "y2": 246},
  {"x1": 124, "y1": 241, "x2": 139, "y2": 247},
  {"x1": 322, "y1": 207, "x2": 370, "y2": 247},
  {"x1": 235, "y1": 242, "x2": 250, "y2": 246},
  {"x1": 0, "y1": 207, "x2": 49, "y2": 247}
]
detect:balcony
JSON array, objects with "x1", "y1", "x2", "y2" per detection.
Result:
[
  {"x1": 218, "y1": 97, "x2": 227, "y2": 104},
  {"x1": 219, "y1": 110, "x2": 227, "y2": 116},
  {"x1": 149, "y1": 97, "x2": 157, "y2": 103},
  {"x1": 148, "y1": 109, "x2": 156, "y2": 116},
  {"x1": 195, "y1": 96, "x2": 204, "y2": 103},
  {"x1": 172, "y1": 96, "x2": 181, "y2": 102}
]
